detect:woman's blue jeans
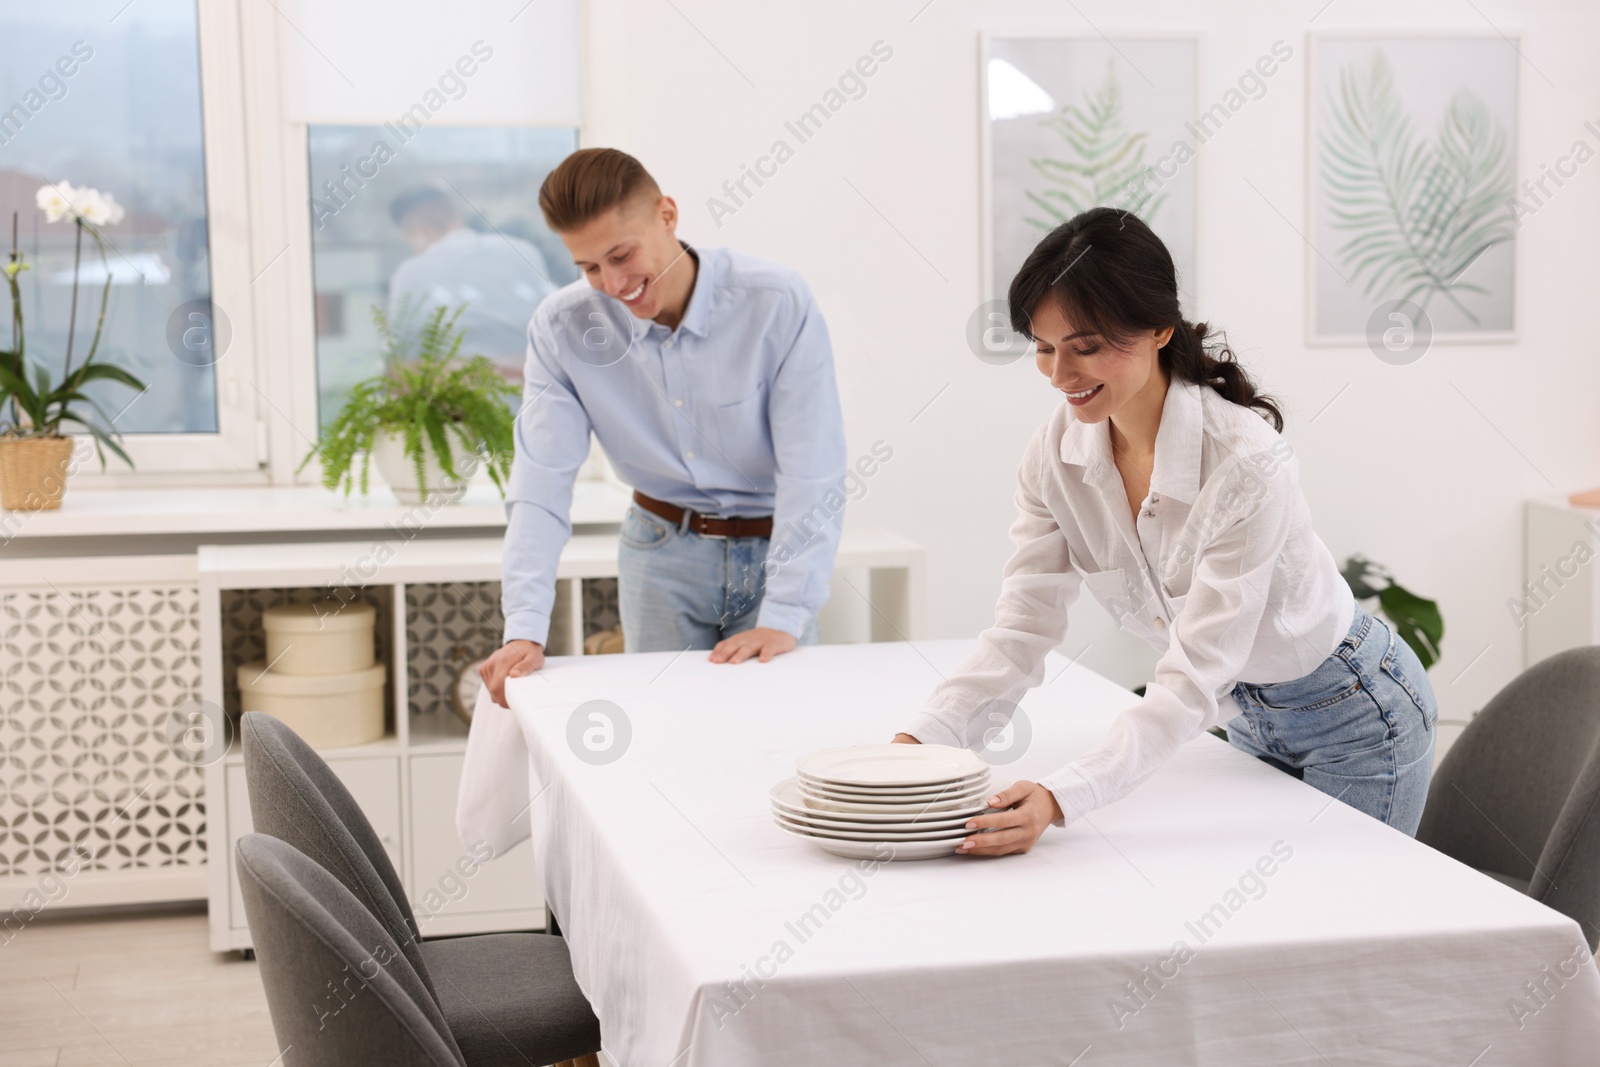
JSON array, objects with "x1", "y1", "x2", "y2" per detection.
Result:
[
  {"x1": 1226, "y1": 606, "x2": 1438, "y2": 835},
  {"x1": 616, "y1": 504, "x2": 819, "y2": 652}
]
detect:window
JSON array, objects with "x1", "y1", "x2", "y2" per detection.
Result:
[
  {"x1": 0, "y1": 1, "x2": 259, "y2": 472},
  {"x1": 306, "y1": 126, "x2": 579, "y2": 428},
  {"x1": 1, "y1": 0, "x2": 583, "y2": 480}
]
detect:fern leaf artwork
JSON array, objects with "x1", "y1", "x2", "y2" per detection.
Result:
[
  {"x1": 1319, "y1": 50, "x2": 1514, "y2": 324},
  {"x1": 1024, "y1": 59, "x2": 1167, "y2": 231}
]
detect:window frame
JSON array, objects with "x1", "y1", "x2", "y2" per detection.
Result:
[
  {"x1": 246, "y1": 1, "x2": 590, "y2": 488},
  {"x1": 50, "y1": 0, "x2": 268, "y2": 485}
]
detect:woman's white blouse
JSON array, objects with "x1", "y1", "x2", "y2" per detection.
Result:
[{"x1": 903, "y1": 378, "x2": 1356, "y2": 825}]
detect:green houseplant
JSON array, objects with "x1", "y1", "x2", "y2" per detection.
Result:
[
  {"x1": 1339, "y1": 555, "x2": 1444, "y2": 670},
  {"x1": 304, "y1": 303, "x2": 517, "y2": 504},
  {"x1": 0, "y1": 188, "x2": 147, "y2": 511}
]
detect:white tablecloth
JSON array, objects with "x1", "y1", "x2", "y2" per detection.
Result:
[{"x1": 458, "y1": 640, "x2": 1600, "y2": 1066}]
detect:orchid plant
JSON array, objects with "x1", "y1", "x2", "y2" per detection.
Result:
[{"x1": 0, "y1": 183, "x2": 146, "y2": 466}]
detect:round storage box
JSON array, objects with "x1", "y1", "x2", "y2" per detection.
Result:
[
  {"x1": 263, "y1": 601, "x2": 376, "y2": 675},
  {"x1": 237, "y1": 660, "x2": 386, "y2": 748}
]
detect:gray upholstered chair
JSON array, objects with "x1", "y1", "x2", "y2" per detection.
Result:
[
  {"x1": 236, "y1": 832, "x2": 467, "y2": 1067},
  {"x1": 240, "y1": 711, "x2": 602, "y2": 1067},
  {"x1": 1416, "y1": 646, "x2": 1600, "y2": 949}
]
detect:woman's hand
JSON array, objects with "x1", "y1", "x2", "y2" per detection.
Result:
[
  {"x1": 957, "y1": 780, "x2": 1063, "y2": 857},
  {"x1": 890, "y1": 733, "x2": 920, "y2": 744}
]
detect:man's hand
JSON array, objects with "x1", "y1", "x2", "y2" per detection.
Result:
[
  {"x1": 709, "y1": 627, "x2": 797, "y2": 664},
  {"x1": 890, "y1": 733, "x2": 920, "y2": 744},
  {"x1": 478, "y1": 640, "x2": 545, "y2": 708},
  {"x1": 956, "y1": 780, "x2": 1063, "y2": 857}
]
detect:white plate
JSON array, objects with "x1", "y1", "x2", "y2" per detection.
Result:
[
  {"x1": 772, "y1": 805, "x2": 981, "y2": 834},
  {"x1": 771, "y1": 779, "x2": 990, "y2": 823},
  {"x1": 798, "y1": 778, "x2": 990, "y2": 805},
  {"x1": 799, "y1": 790, "x2": 990, "y2": 816},
  {"x1": 800, "y1": 791, "x2": 992, "y2": 816},
  {"x1": 772, "y1": 820, "x2": 973, "y2": 861},
  {"x1": 795, "y1": 744, "x2": 988, "y2": 787},
  {"x1": 796, "y1": 769, "x2": 990, "y2": 797},
  {"x1": 772, "y1": 814, "x2": 972, "y2": 841},
  {"x1": 772, "y1": 814, "x2": 976, "y2": 842}
]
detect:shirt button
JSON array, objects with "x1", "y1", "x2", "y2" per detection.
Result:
[
  {"x1": 686, "y1": 451, "x2": 696, "y2": 459},
  {"x1": 664, "y1": 339, "x2": 675, "y2": 349},
  {"x1": 673, "y1": 399, "x2": 683, "y2": 407},
  {"x1": 1154, "y1": 616, "x2": 1166, "y2": 629}
]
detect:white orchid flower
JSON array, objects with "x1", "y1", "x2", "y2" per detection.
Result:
[
  {"x1": 35, "y1": 183, "x2": 76, "y2": 223},
  {"x1": 34, "y1": 182, "x2": 126, "y2": 227},
  {"x1": 78, "y1": 188, "x2": 126, "y2": 226}
]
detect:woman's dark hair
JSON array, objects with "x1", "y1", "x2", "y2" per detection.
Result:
[{"x1": 1007, "y1": 206, "x2": 1283, "y2": 432}]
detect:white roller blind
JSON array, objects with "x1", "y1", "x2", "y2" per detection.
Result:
[{"x1": 276, "y1": 0, "x2": 580, "y2": 126}]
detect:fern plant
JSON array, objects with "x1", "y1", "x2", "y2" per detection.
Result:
[
  {"x1": 302, "y1": 303, "x2": 518, "y2": 498},
  {"x1": 1024, "y1": 59, "x2": 1167, "y2": 230},
  {"x1": 1320, "y1": 50, "x2": 1514, "y2": 323}
]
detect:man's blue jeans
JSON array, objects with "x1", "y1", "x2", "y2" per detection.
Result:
[{"x1": 616, "y1": 504, "x2": 819, "y2": 652}]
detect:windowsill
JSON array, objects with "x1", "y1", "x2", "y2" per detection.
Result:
[{"x1": 1, "y1": 479, "x2": 632, "y2": 539}]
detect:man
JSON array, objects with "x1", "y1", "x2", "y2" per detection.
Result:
[
  {"x1": 386, "y1": 185, "x2": 557, "y2": 379},
  {"x1": 480, "y1": 148, "x2": 846, "y2": 705}
]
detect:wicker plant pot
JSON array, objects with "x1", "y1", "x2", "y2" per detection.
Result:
[{"x1": 0, "y1": 435, "x2": 76, "y2": 511}]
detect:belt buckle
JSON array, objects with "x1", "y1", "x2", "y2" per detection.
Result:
[{"x1": 689, "y1": 510, "x2": 728, "y2": 539}]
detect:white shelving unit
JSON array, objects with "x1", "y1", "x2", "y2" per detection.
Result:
[
  {"x1": 198, "y1": 529, "x2": 925, "y2": 953},
  {"x1": 1525, "y1": 497, "x2": 1600, "y2": 667}
]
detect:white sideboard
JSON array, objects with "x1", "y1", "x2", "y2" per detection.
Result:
[
  {"x1": 197, "y1": 530, "x2": 926, "y2": 953},
  {"x1": 1524, "y1": 498, "x2": 1600, "y2": 667},
  {"x1": 1, "y1": 482, "x2": 632, "y2": 928}
]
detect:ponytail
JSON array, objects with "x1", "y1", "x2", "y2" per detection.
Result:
[{"x1": 1163, "y1": 320, "x2": 1283, "y2": 432}]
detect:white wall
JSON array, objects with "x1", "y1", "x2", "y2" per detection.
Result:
[{"x1": 584, "y1": 0, "x2": 1600, "y2": 746}]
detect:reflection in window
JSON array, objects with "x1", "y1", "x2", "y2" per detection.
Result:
[
  {"x1": 307, "y1": 126, "x2": 580, "y2": 428},
  {"x1": 0, "y1": 1, "x2": 216, "y2": 434}
]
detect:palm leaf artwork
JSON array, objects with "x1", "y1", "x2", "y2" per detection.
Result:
[
  {"x1": 1024, "y1": 59, "x2": 1167, "y2": 231},
  {"x1": 1320, "y1": 51, "x2": 1514, "y2": 324}
]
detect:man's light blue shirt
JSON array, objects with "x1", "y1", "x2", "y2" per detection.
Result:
[{"x1": 502, "y1": 244, "x2": 847, "y2": 646}]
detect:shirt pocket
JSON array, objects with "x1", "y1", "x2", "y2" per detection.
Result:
[
  {"x1": 1081, "y1": 568, "x2": 1135, "y2": 624},
  {"x1": 712, "y1": 384, "x2": 771, "y2": 477}
]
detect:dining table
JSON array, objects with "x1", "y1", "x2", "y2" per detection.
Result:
[{"x1": 457, "y1": 638, "x2": 1600, "y2": 1066}]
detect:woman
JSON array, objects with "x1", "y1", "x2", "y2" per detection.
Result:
[{"x1": 896, "y1": 207, "x2": 1437, "y2": 856}]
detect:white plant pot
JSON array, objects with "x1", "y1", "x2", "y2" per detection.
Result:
[{"x1": 371, "y1": 429, "x2": 477, "y2": 505}]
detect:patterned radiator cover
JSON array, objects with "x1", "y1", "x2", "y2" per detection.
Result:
[{"x1": 0, "y1": 583, "x2": 205, "y2": 879}]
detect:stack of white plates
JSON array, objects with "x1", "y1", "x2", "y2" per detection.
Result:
[{"x1": 771, "y1": 744, "x2": 994, "y2": 860}]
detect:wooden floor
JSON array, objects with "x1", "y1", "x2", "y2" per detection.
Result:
[
  {"x1": 0, "y1": 905, "x2": 604, "y2": 1067},
  {"x1": 0, "y1": 903, "x2": 282, "y2": 1067}
]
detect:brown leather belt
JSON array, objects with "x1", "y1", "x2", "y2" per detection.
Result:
[{"x1": 632, "y1": 490, "x2": 773, "y2": 539}]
